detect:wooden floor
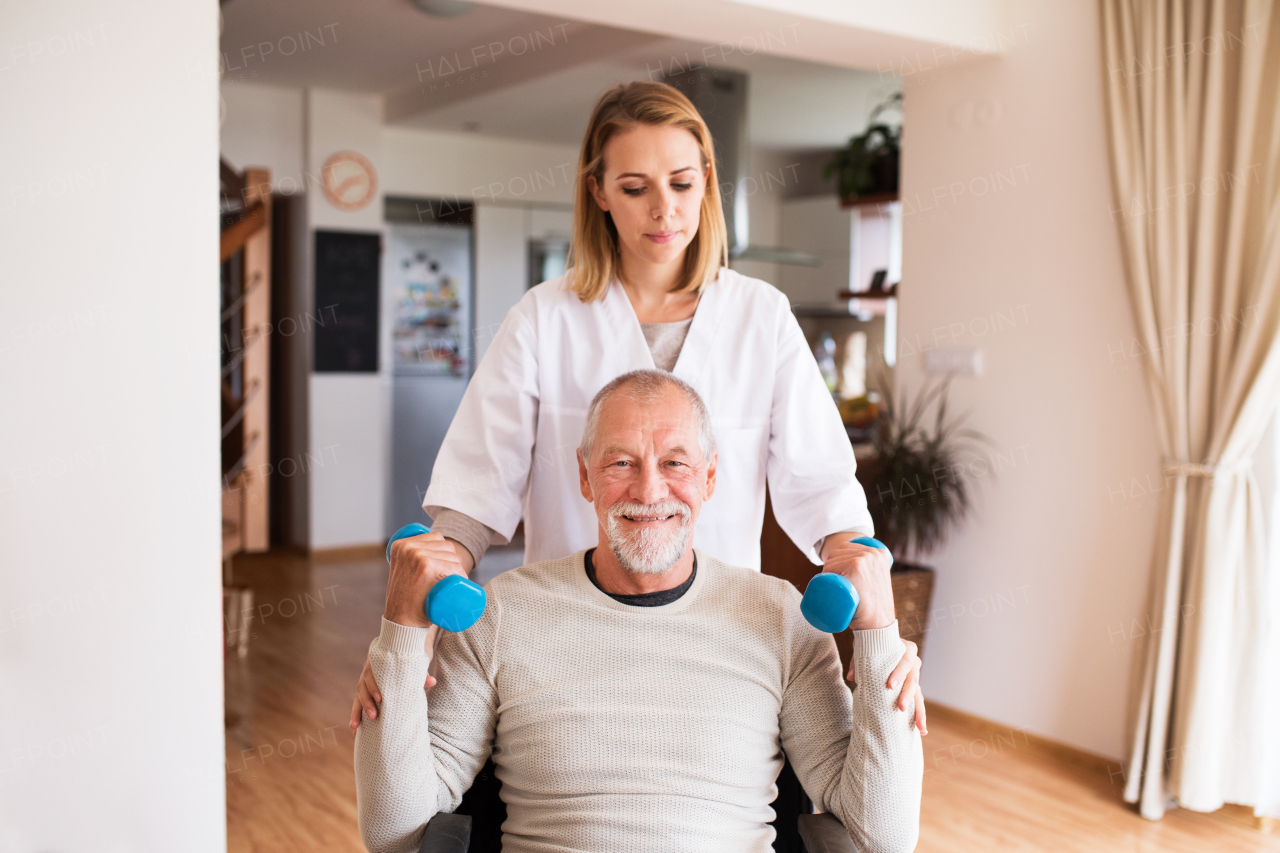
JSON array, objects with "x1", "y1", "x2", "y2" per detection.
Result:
[{"x1": 225, "y1": 549, "x2": 1278, "y2": 853}]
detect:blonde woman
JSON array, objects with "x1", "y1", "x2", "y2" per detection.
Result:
[{"x1": 352, "y1": 81, "x2": 925, "y2": 731}]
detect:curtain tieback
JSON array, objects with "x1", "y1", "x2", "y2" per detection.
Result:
[{"x1": 1162, "y1": 458, "x2": 1250, "y2": 477}]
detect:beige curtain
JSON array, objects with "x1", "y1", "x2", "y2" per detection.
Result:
[{"x1": 1099, "y1": 0, "x2": 1280, "y2": 821}]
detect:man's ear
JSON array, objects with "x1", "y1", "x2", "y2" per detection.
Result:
[
  {"x1": 578, "y1": 450, "x2": 594, "y2": 502},
  {"x1": 703, "y1": 451, "x2": 717, "y2": 501},
  {"x1": 587, "y1": 174, "x2": 608, "y2": 212}
]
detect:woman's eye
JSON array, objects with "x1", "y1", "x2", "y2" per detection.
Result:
[
  {"x1": 622, "y1": 187, "x2": 643, "y2": 196},
  {"x1": 671, "y1": 182, "x2": 693, "y2": 191}
]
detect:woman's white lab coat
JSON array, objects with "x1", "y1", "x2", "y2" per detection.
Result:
[{"x1": 422, "y1": 268, "x2": 873, "y2": 570}]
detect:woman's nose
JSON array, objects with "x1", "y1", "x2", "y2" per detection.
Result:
[{"x1": 651, "y1": 187, "x2": 676, "y2": 219}]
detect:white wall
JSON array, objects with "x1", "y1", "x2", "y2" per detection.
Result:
[
  {"x1": 306, "y1": 89, "x2": 389, "y2": 549},
  {"x1": 488, "y1": 0, "x2": 1007, "y2": 72},
  {"x1": 898, "y1": 0, "x2": 1158, "y2": 759},
  {"x1": 220, "y1": 81, "x2": 304, "y2": 184},
  {"x1": 727, "y1": 147, "x2": 788, "y2": 286},
  {"x1": 734, "y1": 0, "x2": 1004, "y2": 47},
  {"x1": 383, "y1": 127, "x2": 578, "y2": 205},
  {"x1": 474, "y1": 205, "x2": 529, "y2": 364},
  {"x1": 473, "y1": 205, "x2": 574, "y2": 364},
  {"x1": 778, "y1": 196, "x2": 853, "y2": 303},
  {"x1": 0, "y1": 2, "x2": 225, "y2": 850}
]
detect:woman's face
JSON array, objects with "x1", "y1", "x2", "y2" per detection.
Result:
[{"x1": 588, "y1": 124, "x2": 707, "y2": 274}]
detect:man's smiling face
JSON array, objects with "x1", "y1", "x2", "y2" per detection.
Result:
[{"x1": 578, "y1": 384, "x2": 717, "y2": 575}]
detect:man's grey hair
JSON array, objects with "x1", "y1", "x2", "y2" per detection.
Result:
[{"x1": 579, "y1": 370, "x2": 717, "y2": 464}]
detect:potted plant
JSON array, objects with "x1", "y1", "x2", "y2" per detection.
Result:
[
  {"x1": 823, "y1": 92, "x2": 902, "y2": 204},
  {"x1": 856, "y1": 376, "x2": 991, "y2": 657}
]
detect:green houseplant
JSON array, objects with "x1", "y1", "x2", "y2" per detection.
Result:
[
  {"x1": 823, "y1": 92, "x2": 903, "y2": 202},
  {"x1": 857, "y1": 377, "x2": 991, "y2": 656},
  {"x1": 865, "y1": 376, "x2": 990, "y2": 558}
]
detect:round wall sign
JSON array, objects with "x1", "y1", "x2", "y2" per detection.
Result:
[{"x1": 321, "y1": 151, "x2": 378, "y2": 212}]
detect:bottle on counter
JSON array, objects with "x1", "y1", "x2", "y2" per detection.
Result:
[{"x1": 814, "y1": 331, "x2": 838, "y2": 393}]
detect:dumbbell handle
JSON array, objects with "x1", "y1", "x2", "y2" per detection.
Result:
[
  {"x1": 386, "y1": 523, "x2": 487, "y2": 633},
  {"x1": 800, "y1": 536, "x2": 893, "y2": 633}
]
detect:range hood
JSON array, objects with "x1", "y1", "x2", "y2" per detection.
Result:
[{"x1": 663, "y1": 67, "x2": 819, "y2": 268}]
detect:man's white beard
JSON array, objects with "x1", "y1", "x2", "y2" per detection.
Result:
[{"x1": 605, "y1": 499, "x2": 693, "y2": 575}]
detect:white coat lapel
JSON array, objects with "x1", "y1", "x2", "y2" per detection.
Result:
[
  {"x1": 601, "y1": 279, "x2": 656, "y2": 370},
  {"x1": 671, "y1": 269, "x2": 728, "y2": 386}
]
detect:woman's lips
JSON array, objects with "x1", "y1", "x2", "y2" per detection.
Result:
[{"x1": 645, "y1": 230, "x2": 678, "y2": 244}]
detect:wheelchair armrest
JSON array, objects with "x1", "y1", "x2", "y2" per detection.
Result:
[
  {"x1": 418, "y1": 812, "x2": 472, "y2": 853},
  {"x1": 797, "y1": 812, "x2": 859, "y2": 853}
]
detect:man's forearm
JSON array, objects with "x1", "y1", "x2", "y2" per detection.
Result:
[
  {"x1": 356, "y1": 615, "x2": 500, "y2": 853},
  {"x1": 355, "y1": 619, "x2": 440, "y2": 853},
  {"x1": 781, "y1": 617, "x2": 923, "y2": 853},
  {"x1": 835, "y1": 622, "x2": 923, "y2": 853}
]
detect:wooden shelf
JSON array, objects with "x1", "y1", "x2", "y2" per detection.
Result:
[
  {"x1": 840, "y1": 192, "x2": 899, "y2": 208},
  {"x1": 793, "y1": 295, "x2": 895, "y2": 319}
]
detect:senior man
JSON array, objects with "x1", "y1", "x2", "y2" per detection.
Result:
[{"x1": 355, "y1": 370, "x2": 923, "y2": 853}]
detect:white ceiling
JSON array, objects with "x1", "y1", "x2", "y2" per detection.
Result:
[{"x1": 219, "y1": 0, "x2": 899, "y2": 150}]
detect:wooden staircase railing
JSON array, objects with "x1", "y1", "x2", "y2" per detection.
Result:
[{"x1": 220, "y1": 159, "x2": 271, "y2": 566}]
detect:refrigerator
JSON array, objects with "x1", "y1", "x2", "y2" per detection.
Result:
[{"x1": 386, "y1": 220, "x2": 473, "y2": 535}]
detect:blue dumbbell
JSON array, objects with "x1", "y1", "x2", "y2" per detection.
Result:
[
  {"x1": 386, "y1": 523, "x2": 487, "y2": 632},
  {"x1": 800, "y1": 536, "x2": 893, "y2": 633}
]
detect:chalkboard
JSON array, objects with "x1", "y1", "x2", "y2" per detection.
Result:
[{"x1": 314, "y1": 230, "x2": 380, "y2": 373}]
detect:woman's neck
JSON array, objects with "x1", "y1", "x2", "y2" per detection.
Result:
[{"x1": 617, "y1": 250, "x2": 699, "y2": 323}]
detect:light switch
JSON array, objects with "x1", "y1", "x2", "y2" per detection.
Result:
[{"x1": 926, "y1": 347, "x2": 982, "y2": 376}]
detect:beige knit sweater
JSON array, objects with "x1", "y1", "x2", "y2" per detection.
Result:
[{"x1": 354, "y1": 551, "x2": 922, "y2": 853}]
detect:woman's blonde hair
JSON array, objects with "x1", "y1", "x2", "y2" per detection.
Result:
[{"x1": 566, "y1": 81, "x2": 728, "y2": 302}]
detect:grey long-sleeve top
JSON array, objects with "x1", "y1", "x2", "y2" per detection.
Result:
[{"x1": 354, "y1": 551, "x2": 923, "y2": 853}]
